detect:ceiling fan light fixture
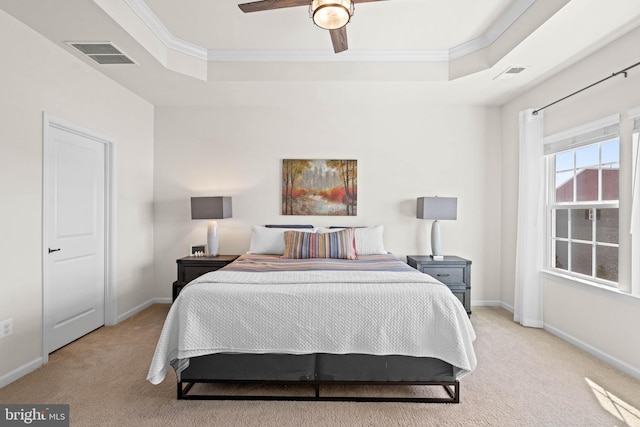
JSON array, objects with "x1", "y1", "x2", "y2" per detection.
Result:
[{"x1": 310, "y1": 0, "x2": 353, "y2": 30}]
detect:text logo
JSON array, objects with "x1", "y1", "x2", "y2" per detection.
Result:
[{"x1": 1, "y1": 405, "x2": 69, "y2": 427}]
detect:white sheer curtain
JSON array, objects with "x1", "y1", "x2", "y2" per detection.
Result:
[
  {"x1": 514, "y1": 109, "x2": 545, "y2": 328},
  {"x1": 629, "y1": 107, "x2": 640, "y2": 295}
]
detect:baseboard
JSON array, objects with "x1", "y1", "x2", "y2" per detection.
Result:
[
  {"x1": 116, "y1": 297, "x2": 171, "y2": 323},
  {"x1": 544, "y1": 323, "x2": 640, "y2": 382},
  {"x1": 0, "y1": 358, "x2": 42, "y2": 389},
  {"x1": 471, "y1": 300, "x2": 501, "y2": 307},
  {"x1": 1, "y1": 299, "x2": 171, "y2": 389},
  {"x1": 472, "y1": 301, "x2": 639, "y2": 380},
  {"x1": 472, "y1": 300, "x2": 515, "y2": 313},
  {"x1": 499, "y1": 301, "x2": 514, "y2": 312}
]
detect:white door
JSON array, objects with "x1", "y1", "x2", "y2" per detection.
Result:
[{"x1": 44, "y1": 119, "x2": 106, "y2": 353}]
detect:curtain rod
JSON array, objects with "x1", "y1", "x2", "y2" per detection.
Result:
[{"x1": 532, "y1": 60, "x2": 640, "y2": 115}]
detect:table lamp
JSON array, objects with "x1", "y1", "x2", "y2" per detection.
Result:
[
  {"x1": 417, "y1": 196, "x2": 457, "y2": 260},
  {"x1": 191, "y1": 196, "x2": 232, "y2": 256}
]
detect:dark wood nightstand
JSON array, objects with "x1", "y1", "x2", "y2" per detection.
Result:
[
  {"x1": 406, "y1": 255, "x2": 472, "y2": 317},
  {"x1": 173, "y1": 255, "x2": 239, "y2": 301}
]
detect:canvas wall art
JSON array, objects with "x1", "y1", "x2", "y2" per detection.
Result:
[{"x1": 282, "y1": 159, "x2": 357, "y2": 216}]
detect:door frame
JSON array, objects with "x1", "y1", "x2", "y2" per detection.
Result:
[{"x1": 42, "y1": 113, "x2": 118, "y2": 363}]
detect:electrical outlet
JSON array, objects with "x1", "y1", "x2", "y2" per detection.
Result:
[{"x1": 0, "y1": 318, "x2": 13, "y2": 339}]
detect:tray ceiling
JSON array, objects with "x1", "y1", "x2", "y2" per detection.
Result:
[{"x1": 2, "y1": 0, "x2": 640, "y2": 106}]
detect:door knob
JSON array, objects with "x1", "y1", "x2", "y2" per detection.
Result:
[{"x1": 48, "y1": 248, "x2": 61, "y2": 253}]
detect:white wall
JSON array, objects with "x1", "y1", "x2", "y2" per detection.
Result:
[
  {"x1": 501, "y1": 26, "x2": 640, "y2": 375},
  {"x1": 0, "y1": 11, "x2": 155, "y2": 383},
  {"x1": 154, "y1": 102, "x2": 502, "y2": 305}
]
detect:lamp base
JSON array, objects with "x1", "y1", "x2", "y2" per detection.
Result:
[
  {"x1": 430, "y1": 220, "x2": 442, "y2": 258},
  {"x1": 207, "y1": 220, "x2": 219, "y2": 257},
  {"x1": 431, "y1": 255, "x2": 444, "y2": 261}
]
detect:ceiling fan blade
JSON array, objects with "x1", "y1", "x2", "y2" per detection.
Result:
[
  {"x1": 238, "y1": 0, "x2": 310, "y2": 13},
  {"x1": 330, "y1": 27, "x2": 348, "y2": 54}
]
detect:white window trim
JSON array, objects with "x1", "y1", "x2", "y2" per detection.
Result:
[
  {"x1": 544, "y1": 114, "x2": 619, "y2": 155},
  {"x1": 542, "y1": 269, "x2": 640, "y2": 302}
]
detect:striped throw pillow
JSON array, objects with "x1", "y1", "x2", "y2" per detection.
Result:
[{"x1": 283, "y1": 228, "x2": 357, "y2": 259}]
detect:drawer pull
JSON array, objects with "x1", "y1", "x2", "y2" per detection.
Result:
[{"x1": 437, "y1": 273, "x2": 450, "y2": 277}]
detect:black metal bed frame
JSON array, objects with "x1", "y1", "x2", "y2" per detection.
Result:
[{"x1": 177, "y1": 379, "x2": 460, "y2": 403}]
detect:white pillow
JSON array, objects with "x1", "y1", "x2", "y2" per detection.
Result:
[
  {"x1": 354, "y1": 225, "x2": 387, "y2": 255},
  {"x1": 316, "y1": 225, "x2": 387, "y2": 255},
  {"x1": 247, "y1": 226, "x2": 314, "y2": 255}
]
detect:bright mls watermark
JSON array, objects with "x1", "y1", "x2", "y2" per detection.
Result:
[{"x1": 0, "y1": 405, "x2": 69, "y2": 426}]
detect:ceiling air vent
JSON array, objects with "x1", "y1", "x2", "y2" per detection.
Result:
[
  {"x1": 67, "y1": 42, "x2": 136, "y2": 65},
  {"x1": 493, "y1": 66, "x2": 527, "y2": 80}
]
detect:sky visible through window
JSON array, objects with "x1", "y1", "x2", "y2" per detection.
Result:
[{"x1": 555, "y1": 139, "x2": 619, "y2": 190}]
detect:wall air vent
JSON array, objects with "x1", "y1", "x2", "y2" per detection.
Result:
[
  {"x1": 67, "y1": 42, "x2": 136, "y2": 65},
  {"x1": 493, "y1": 66, "x2": 527, "y2": 80}
]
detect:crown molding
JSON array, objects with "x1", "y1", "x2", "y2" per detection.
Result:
[
  {"x1": 449, "y1": 0, "x2": 535, "y2": 60},
  {"x1": 125, "y1": 0, "x2": 534, "y2": 63},
  {"x1": 125, "y1": 0, "x2": 207, "y2": 60},
  {"x1": 206, "y1": 49, "x2": 449, "y2": 62}
]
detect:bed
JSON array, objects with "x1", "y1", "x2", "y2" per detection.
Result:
[{"x1": 147, "y1": 226, "x2": 477, "y2": 403}]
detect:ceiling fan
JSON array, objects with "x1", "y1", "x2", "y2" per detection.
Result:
[{"x1": 238, "y1": 0, "x2": 385, "y2": 54}]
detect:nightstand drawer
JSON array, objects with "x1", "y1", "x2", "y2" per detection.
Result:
[
  {"x1": 421, "y1": 267, "x2": 464, "y2": 285},
  {"x1": 407, "y1": 255, "x2": 472, "y2": 317},
  {"x1": 183, "y1": 265, "x2": 225, "y2": 283},
  {"x1": 174, "y1": 255, "x2": 239, "y2": 301}
]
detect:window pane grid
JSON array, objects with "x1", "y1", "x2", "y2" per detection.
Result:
[
  {"x1": 595, "y1": 241, "x2": 618, "y2": 248},
  {"x1": 550, "y1": 210, "x2": 619, "y2": 278},
  {"x1": 548, "y1": 137, "x2": 619, "y2": 285},
  {"x1": 553, "y1": 139, "x2": 619, "y2": 204}
]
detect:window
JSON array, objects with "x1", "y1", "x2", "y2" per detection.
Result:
[{"x1": 545, "y1": 115, "x2": 620, "y2": 285}]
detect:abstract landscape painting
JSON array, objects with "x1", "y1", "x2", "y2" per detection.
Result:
[{"x1": 282, "y1": 159, "x2": 357, "y2": 216}]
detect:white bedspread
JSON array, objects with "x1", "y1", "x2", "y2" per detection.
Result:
[{"x1": 147, "y1": 270, "x2": 477, "y2": 385}]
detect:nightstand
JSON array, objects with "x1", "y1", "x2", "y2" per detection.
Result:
[
  {"x1": 173, "y1": 255, "x2": 239, "y2": 301},
  {"x1": 406, "y1": 255, "x2": 472, "y2": 317}
]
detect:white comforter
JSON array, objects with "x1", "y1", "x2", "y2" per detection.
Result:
[{"x1": 147, "y1": 270, "x2": 477, "y2": 385}]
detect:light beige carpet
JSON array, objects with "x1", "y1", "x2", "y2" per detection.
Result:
[{"x1": 1, "y1": 305, "x2": 639, "y2": 427}]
